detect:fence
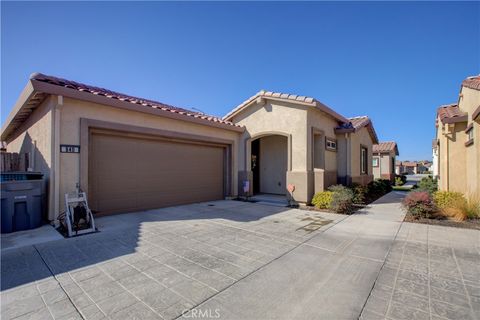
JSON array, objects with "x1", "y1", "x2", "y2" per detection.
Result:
[{"x1": 1, "y1": 152, "x2": 29, "y2": 172}]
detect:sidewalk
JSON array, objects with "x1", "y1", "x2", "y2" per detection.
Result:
[{"x1": 191, "y1": 191, "x2": 408, "y2": 319}]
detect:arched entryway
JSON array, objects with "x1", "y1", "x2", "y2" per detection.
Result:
[{"x1": 251, "y1": 135, "x2": 288, "y2": 195}]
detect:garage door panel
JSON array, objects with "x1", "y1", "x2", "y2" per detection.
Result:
[{"x1": 89, "y1": 132, "x2": 225, "y2": 215}]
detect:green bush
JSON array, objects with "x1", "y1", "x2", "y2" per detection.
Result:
[
  {"x1": 417, "y1": 176, "x2": 438, "y2": 194},
  {"x1": 367, "y1": 179, "x2": 392, "y2": 197},
  {"x1": 351, "y1": 183, "x2": 368, "y2": 204},
  {"x1": 402, "y1": 191, "x2": 437, "y2": 219},
  {"x1": 433, "y1": 191, "x2": 466, "y2": 209},
  {"x1": 311, "y1": 191, "x2": 333, "y2": 209},
  {"x1": 328, "y1": 185, "x2": 354, "y2": 214},
  {"x1": 395, "y1": 176, "x2": 406, "y2": 186}
]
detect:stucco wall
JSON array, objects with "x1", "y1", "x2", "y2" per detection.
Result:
[
  {"x1": 57, "y1": 97, "x2": 241, "y2": 218},
  {"x1": 232, "y1": 100, "x2": 307, "y2": 171},
  {"x1": 373, "y1": 153, "x2": 394, "y2": 180},
  {"x1": 6, "y1": 96, "x2": 55, "y2": 219},
  {"x1": 350, "y1": 127, "x2": 374, "y2": 184},
  {"x1": 461, "y1": 87, "x2": 480, "y2": 198},
  {"x1": 259, "y1": 135, "x2": 288, "y2": 194}
]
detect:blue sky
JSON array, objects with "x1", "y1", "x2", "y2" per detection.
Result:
[{"x1": 1, "y1": 1, "x2": 479, "y2": 160}]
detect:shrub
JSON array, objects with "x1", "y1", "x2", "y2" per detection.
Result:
[
  {"x1": 328, "y1": 185, "x2": 354, "y2": 214},
  {"x1": 402, "y1": 191, "x2": 437, "y2": 219},
  {"x1": 351, "y1": 183, "x2": 368, "y2": 204},
  {"x1": 311, "y1": 191, "x2": 333, "y2": 209},
  {"x1": 417, "y1": 176, "x2": 438, "y2": 194},
  {"x1": 434, "y1": 192, "x2": 480, "y2": 221},
  {"x1": 395, "y1": 176, "x2": 406, "y2": 186},
  {"x1": 433, "y1": 191, "x2": 465, "y2": 209},
  {"x1": 367, "y1": 179, "x2": 392, "y2": 198}
]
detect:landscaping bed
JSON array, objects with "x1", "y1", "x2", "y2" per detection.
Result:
[
  {"x1": 305, "y1": 179, "x2": 393, "y2": 215},
  {"x1": 402, "y1": 176, "x2": 480, "y2": 229},
  {"x1": 404, "y1": 213, "x2": 480, "y2": 230}
]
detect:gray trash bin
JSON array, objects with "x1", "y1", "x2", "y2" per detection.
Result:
[{"x1": 1, "y1": 173, "x2": 45, "y2": 233}]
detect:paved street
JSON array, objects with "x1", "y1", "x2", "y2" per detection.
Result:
[{"x1": 1, "y1": 193, "x2": 479, "y2": 320}]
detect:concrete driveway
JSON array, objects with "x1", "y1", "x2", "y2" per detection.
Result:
[{"x1": 2, "y1": 194, "x2": 478, "y2": 320}]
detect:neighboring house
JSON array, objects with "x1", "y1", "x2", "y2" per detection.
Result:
[
  {"x1": 395, "y1": 161, "x2": 418, "y2": 175},
  {"x1": 434, "y1": 75, "x2": 480, "y2": 198},
  {"x1": 1, "y1": 73, "x2": 378, "y2": 222},
  {"x1": 372, "y1": 141, "x2": 399, "y2": 182}
]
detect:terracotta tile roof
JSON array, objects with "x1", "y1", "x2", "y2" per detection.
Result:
[
  {"x1": 402, "y1": 161, "x2": 417, "y2": 167},
  {"x1": 335, "y1": 116, "x2": 379, "y2": 144},
  {"x1": 436, "y1": 103, "x2": 467, "y2": 124},
  {"x1": 30, "y1": 73, "x2": 241, "y2": 128},
  {"x1": 373, "y1": 141, "x2": 399, "y2": 155},
  {"x1": 223, "y1": 90, "x2": 349, "y2": 123},
  {"x1": 462, "y1": 75, "x2": 480, "y2": 91}
]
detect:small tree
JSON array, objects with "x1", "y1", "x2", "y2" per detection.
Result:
[{"x1": 417, "y1": 176, "x2": 438, "y2": 194}]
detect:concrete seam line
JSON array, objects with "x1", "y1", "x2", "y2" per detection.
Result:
[
  {"x1": 33, "y1": 245, "x2": 86, "y2": 320},
  {"x1": 174, "y1": 213, "x2": 350, "y2": 320},
  {"x1": 356, "y1": 219, "x2": 405, "y2": 319}
]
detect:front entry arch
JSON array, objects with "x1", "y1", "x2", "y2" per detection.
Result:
[{"x1": 251, "y1": 135, "x2": 288, "y2": 195}]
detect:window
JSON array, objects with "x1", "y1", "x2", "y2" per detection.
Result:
[
  {"x1": 372, "y1": 157, "x2": 379, "y2": 167},
  {"x1": 361, "y1": 146, "x2": 368, "y2": 174},
  {"x1": 325, "y1": 137, "x2": 337, "y2": 151}
]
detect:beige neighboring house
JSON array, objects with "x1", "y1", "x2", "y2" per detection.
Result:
[
  {"x1": 433, "y1": 75, "x2": 480, "y2": 198},
  {"x1": 1, "y1": 73, "x2": 378, "y2": 222},
  {"x1": 372, "y1": 141, "x2": 399, "y2": 182}
]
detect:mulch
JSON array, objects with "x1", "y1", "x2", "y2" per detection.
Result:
[{"x1": 404, "y1": 213, "x2": 480, "y2": 230}]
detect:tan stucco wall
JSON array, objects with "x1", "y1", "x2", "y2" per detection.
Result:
[
  {"x1": 5, "y1": 96, "x2": 55, "y2": 218},
  {"x1": 437, "y1": 86, "x2": 480, "y2": 198},
  {"x1": 436, "y1": 119, "x2": 467, "y2": 194},
  {"x1": 461, "y1": 87, "x2": 480, "y2": 198},
  {"x1": 373, "y1": 153, "x2": 395, "y2": 180},
  {"x1": 231, "y1": 100, "x2": 307, "y2": 171},
  {"x1": 259, "y1": 135, "x2": 288, "y2": 194},
  {"x1": 350, "y1": 127, "x2": 374, "y2": 184},
  {"x1": 56, "y1": 97, "x2": 240, "y2": 219}
]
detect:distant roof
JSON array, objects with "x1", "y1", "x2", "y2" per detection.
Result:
[
  {"x1": 462, "y1": 75, "x2": 480, "y2": 91},
  {"x1": 335, "y1": 116, "x2": 379, "y2": 144},
  {"x1": 373, "y1": 141, "x2": 399, "y2": 155},
  {"x1": 436, "y1": 104, "x2": 467, "y2": 124},
  {"x1": 402, "y1": 161, "x2": 417, "y2": 167},
  {"x1": 223, "y1": 90, "x2": 349, "y2": 123}
]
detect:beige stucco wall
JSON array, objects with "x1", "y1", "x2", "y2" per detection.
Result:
[
  {"x1": 259, "y1": 135, "x2": 288, "y2": 194},
  {"x1": 5, "y1": 96, "x2": 56, "y2": 219},
  {"x1": 460, "y1": 87, "x2": 480, "y2": 198},
  {"x1": 437, "y1": 86, "x2": 480, "y2": 198},
  {"x1": 349, "y1": 127, "x2": 374, "y2": 185},
  {"x1": 373, "y1": 153, "x2": 395, "y2": 180},
  {"x1": 55, "y1": 97, "x2": 241, "y2": 219},
  {"x1": 436, "y1": 119, "x2": 467, "y2": 193},
  {"x1": 231, "y1": 100, "x2": 307, "y2": 171}
]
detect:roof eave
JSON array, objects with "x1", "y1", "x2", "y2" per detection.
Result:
[
  {"x1": 441, "y1": 115, "x2": 468, "y2": 124},
  {"x1": 472, "y1": 105, "x2": 480, "y2": 121},
  {"x1": 2, "y1": 80, "x2": 245, "y2": 142},
  {"x1": 1, "y1": 80, "x2": 37, "y2": 141}
]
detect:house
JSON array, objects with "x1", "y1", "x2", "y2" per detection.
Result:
[
  {"x1": 1, "y1": 73, "x2": 378, "y2": 222},
  {"x1": 434, "y1": 75, "x2": 480, "y2": 198},
  {"x1": 395, "y1": 161, "x2": 418, "y2": 175},
  {"x1": 372, "y1": 141, "x2": 399, "y2": 182}
]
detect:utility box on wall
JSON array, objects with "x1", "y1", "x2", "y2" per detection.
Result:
[{"x1": 0, "y1": 173, "x2": 45, "y2": 233}]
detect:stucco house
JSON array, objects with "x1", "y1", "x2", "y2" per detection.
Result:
[
  {"x1": 372, "y1": 141, "x2": 399, "y2": 182},
  {"x1": 434, "y1": 75, "x2": 480, "y2": 198},
  {"x1": 1, "y1": 73, "x2": 378, "y2": 222}
]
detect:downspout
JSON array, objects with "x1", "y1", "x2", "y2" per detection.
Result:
[
  {"x1": 345, "y1": 132, "x2": 351, "y2": 184},
  {"x1": 446, "y1": 127, "x2": 450, "y2": 191},
  {"x1": 51, "y1": 95, "x2": 63, "y2": 224}
]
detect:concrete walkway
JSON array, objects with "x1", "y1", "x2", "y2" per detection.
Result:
[
  {"x1": 189, "y1": 191, "x2": 407, "y2": 319},
  {"x1": 2, "y1": 192, "x2": 478, "y2": 320}
]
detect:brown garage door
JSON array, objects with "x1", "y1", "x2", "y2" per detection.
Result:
[{"x1": 89, "y1": 130, "x2": 225, "y2": 215}]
